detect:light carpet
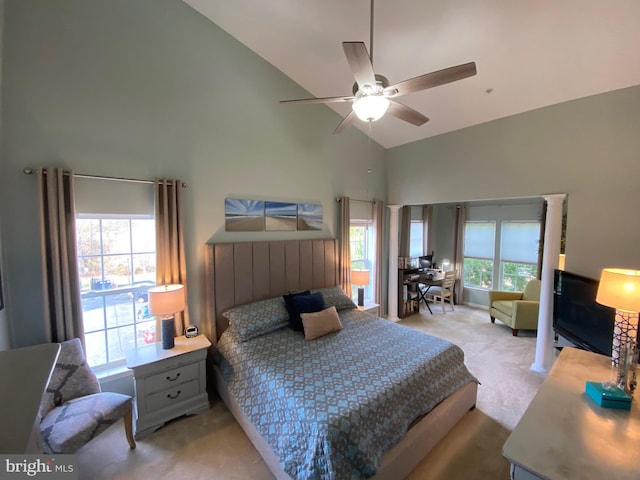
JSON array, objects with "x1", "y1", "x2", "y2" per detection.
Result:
[{"x1": 77, "y1": 305, "x2": 545, "y2": 480}]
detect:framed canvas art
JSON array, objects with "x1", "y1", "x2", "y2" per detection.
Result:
[
  {"x1": 297, "y1": 203, "x2": 323, "y2": 230},
  {"x1": 225, "y1": 199, "x2": 265, "y2": 232},
  {"x1": 265, "y1": 201, "x2": 297, "y2": 231}
]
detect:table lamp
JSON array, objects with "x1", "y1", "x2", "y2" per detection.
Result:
[
  {"x1": 351, "y1": 269, "x2": 370, "y2": 307},
  {"x1": 558, "y1": 254, "x2": 566, "y2": 271},
  {"x1": 595, "y1": 269, "x2": 640, "y2": 390},
  {"x1": 148, "y1": 284, "x2": 185, "y2": 350}
]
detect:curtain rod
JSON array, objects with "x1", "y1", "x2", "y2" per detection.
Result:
[
  {"x1": 22, "y1": 167, "x2": 187, "y2": 187},
  {"x1": 336, "y1": 197, "x2": 374, "y2": 204}
]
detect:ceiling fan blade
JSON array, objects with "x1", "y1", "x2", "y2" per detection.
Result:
[
  {"x1": 343, "y1": 42, "x2": 377, "y2": 90},
  {"x1": 333, "y1": 111, "x2": 357, "y2": 134},
  {"x1": 387, "y1": 101, "x2": 429, "y2": 126},
  {"x1": 280, "y1": 95, "x2": 355, "y2": 105},
  {"x1": 384, "y1": 62, "x2": 477, "y2": 97}
]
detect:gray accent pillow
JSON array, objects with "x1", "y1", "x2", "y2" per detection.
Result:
[
  {"x1": 313, "y1": 286, "x2": 357, "y2": 311},
  {"x1": 223, "y1": 296, "x2": 289, "y2": 342}
]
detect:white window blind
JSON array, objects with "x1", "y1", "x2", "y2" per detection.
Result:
[
  {"x1": 464, "y1": 221, "x2": 496, "y2": 259},
  {"x1": 500, "y1": 222, "x2": 540, "y2": 263},
  {"x1": 409, "y1": 221, "x2": 423, "y2": 258}
]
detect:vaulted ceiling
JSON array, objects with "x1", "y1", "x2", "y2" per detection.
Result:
[{"x1": 183, "y1": 0, "x2": 640, "y2": 149}]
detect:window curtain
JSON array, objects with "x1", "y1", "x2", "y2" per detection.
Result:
[
  {"x1": 452, "y1": 204, "x2": 467, "y2": 305},
  {"x1": 398, "y1": 205, "x2": 411, "y2": 258},
  {"x1": 373, "y1": 199, "x2": 385, "y2": 313},
  {"x1": 155, "y1": 179, "x2": 189, "y2": 335},
  {"x1": 422, "y1": 204, "x2": 433, "y2": 255},
  {"x1": 37, "y1": 167, "x2": 84, "y2": 344},
  {"x1": 339, "y1": 197, "x2": 351, "y2": 294}
]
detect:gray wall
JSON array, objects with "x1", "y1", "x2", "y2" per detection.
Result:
[
  {"x1": 387, "y1": 85, "x2": 640, "y2": 280},
  {"x1": 0, "y1": 0, "x2": 387, "y2": 348}
]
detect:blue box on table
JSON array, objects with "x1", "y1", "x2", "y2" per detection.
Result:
[{"x1": 585, "y1": 381, "x2": 632, "y2": 410}]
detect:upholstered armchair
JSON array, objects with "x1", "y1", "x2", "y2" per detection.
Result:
[
  {"x1": 39, "y1": 338, "x2": 136, "y2": 454},
  {"x1": 488, "y1": 279, "x2": 541, "y2": 336}
]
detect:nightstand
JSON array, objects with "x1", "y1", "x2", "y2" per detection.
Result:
[
  {"x1": 357, "y1": 301, "x2": 380, "y2": 317},
  {"x1": 125, "y1": 334, "x2": 211, "y2": 439}
]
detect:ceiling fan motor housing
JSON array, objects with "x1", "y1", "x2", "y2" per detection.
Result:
[{"x1": 352, "y1": 74, "x2": 390, "y2": 96}]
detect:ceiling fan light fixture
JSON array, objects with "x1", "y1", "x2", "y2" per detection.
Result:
[{"x1": 352, "y1": 94, "x2": 390, "y2": 122}]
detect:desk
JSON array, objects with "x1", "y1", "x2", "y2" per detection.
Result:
[
  {"x1": 0, "y1": 343, "x2": 60, "y2": 453},
  {"x1": 416, "y1": 276, "x2": 444, "y2": 314},
  {"x1": 502, "y1": 347, "x2": 640, "y2": 480},
  {"x1": 398, "y1": 268, "x2": 443, "y2": 318}
]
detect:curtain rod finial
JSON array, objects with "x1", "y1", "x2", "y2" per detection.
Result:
[{"x1": 23, "y1": 167, "x2": 35, "y2": 175}]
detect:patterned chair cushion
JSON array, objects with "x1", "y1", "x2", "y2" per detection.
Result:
[
  {"x1": 39, "y1": 338, "x2": 101, "y2": 420},
  {"x1": 40, "y1": 392, "x2": 132, "y2": 454},
  {"x1": 223, "y1": 297, "x2": 289, "y2": 342}
]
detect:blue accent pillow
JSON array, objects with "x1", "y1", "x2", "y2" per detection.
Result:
[
  {"x1": 283, "y1": 290, "x2": 311, "y2": 327},
  {"x1": 288, "y1": 292, "x2": 326, "y2": 332}
]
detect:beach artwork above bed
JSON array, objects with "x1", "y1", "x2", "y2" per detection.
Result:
[{"x1": 225, "y1": 198, "x2": 322, "y2": 232}]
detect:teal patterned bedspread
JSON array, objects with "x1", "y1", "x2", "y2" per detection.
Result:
[{"x1": 214, "y1": 309, "x2": 476, "y2": 480}]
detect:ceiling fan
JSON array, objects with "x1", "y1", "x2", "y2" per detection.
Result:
[{"x1": 280, "y1": 0, "x2": 477, "y2": 134}]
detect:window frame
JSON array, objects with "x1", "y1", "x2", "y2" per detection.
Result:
[
  {"x1": 463, "y1": 220, "x2": 496, "y2": 290},
  {"x1": 350, "y1": 219, "x2": 375, "y2": 302},
  {"x1": 76, "y1": 214, "x2": 156, "y2": 372}
]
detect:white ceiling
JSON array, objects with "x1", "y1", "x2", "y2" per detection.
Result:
[{"x1": 182, "y1": 0, "x2": 640, "y2": 149}]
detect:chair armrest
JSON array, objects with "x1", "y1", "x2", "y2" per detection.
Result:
[
  {"x1": 488, "y1": 290, "x2": 523, "y2": 305},
  {"x1": 511, "y1": 300, "x2": 540, "y2": 327}
]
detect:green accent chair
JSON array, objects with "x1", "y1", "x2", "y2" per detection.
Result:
[{"x1": 488, "y1": 279, "x2": 541, "y2": 336}]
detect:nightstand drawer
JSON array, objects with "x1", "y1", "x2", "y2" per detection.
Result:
[
  {"x1": 146, "y1": 378, "x2": 200, "y2": 412},
  {"x1": 144, "y1": 362, "x2": 199, "y2": 393}
]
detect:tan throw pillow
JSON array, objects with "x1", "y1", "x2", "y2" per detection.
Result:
[{"x1": 300, "y1": 305, "x2": 343, "y2": 341}]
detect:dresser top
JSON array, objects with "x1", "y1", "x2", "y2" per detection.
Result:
[
  {"x1": 125, "y1": 334, "x2": 211, "y2": 369},
  {"x1": 503, "y1": 347, "x2": 640, "y2": 479}
]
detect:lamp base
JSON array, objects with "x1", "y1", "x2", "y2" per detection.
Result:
[
  {"x1": 357, "y1": 287, "x2": 364, "y2": 307},
  {"x1": 161, "y1": 317, "x2": 175, "y2": 349}
]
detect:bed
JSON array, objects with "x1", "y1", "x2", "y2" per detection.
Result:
[{"x1": 204, "y1": 239, "x2": 478, "y2": 480}]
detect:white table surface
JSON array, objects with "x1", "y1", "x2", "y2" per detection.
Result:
[
  {"x1": 503, "y1": 347, "x2": 640, "y2": 480},
  {"x1": 0, "y1": 343, "x2": 60, "y2": 453}
]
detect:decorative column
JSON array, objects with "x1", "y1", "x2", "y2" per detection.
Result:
[
  {"x1": 387, "y1": 205, "x2": 401, "y2": 322},
  {"x1": 531, "y1": 194, "x2": 567, "y2": 375}
]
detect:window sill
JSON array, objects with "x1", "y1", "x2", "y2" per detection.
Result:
[{"x1": 95, "y1": 365, "x2": 132, "y2": 382}]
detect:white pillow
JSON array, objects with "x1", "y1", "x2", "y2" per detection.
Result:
[{"x1": 300, "y1": 305, "x2": 343, "y2": 341}]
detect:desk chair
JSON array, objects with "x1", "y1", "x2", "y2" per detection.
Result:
[{"x1": 424, "y1": 271, "x2": 455, "y2": 314}]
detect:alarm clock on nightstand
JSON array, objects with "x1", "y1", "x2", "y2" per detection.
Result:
[{"x1": 184, "y1": 325, "x2": 199, "y2": 338}]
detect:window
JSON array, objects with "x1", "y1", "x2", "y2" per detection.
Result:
[
  {"x1": 350, "y1": 221, "x2": 374, "y2": 301},
  {"x1": 76, "y1": 215, "x2": 156, "y2": 370},
  {"x1": 409, "y1": 220, "x2": 424, "y2": 258},
  {"x1": 463, "y1": 221, "x2": 496, "y2": 289},
  {"x1": 500, "y1": 222, "x2": 540, "y2": 291}
]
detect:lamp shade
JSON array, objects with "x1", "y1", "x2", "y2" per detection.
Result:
[
  {"x1": 148, "y1": 284, "x2": 185, "y2": 316},
  {"x1": 596, "y1": 269, "x2": 640, "y2": 312},
  {"x1": 351, "y1": 269, "x2": 371, "y2": 287},
  {"x1": 558, "y1": 254, "x2": 566, "y2": 271},
  {"x1": 352, "y1": 95, "x2": 390, "y2": 122}
]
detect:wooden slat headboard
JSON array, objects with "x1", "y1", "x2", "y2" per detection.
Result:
[{"x1": 204, "y1": 239, "x2": 338, "y2": 341}]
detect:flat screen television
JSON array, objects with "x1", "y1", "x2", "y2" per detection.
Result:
[
  {"x1": 418, "y1": 255, "x2": 432, "y2": 269},
  {"x1": 553, "y1": 269, "x2": 616, "y2": 356}
]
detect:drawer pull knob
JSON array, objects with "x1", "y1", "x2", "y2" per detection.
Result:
[
  {"x1": 167, "y1": 390, "x2": 181, "y2": 400},
  {"x1": 166, "y1": 373, "x2": 181, "y2": 382}
]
